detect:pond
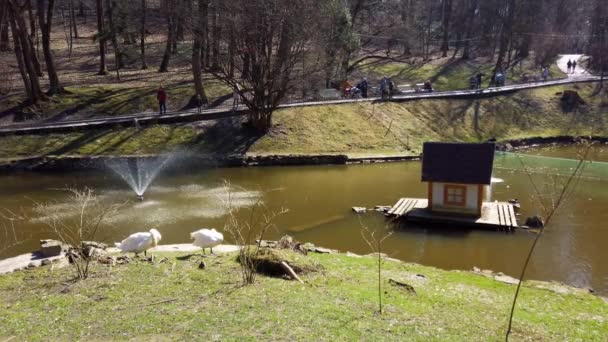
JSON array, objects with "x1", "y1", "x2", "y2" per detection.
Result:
[{"x1": 1, "y1": 145, "x2": 607, "y2": 295}]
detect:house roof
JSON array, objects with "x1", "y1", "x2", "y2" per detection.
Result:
[{"x1": 421, "y1": 142, "x2": 495, "y2": 185}]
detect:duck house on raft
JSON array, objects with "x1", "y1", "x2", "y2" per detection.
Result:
[{"x1": 387, "y1": 142, "x2": 518, "y2": 230}]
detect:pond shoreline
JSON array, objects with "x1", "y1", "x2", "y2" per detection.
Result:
[{"x1": 0, "y1": 135, "x2": 605, "y2": 172}]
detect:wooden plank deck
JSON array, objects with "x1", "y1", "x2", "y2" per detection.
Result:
[
  {"x1": 387, "y1": 198, "x2": 518, "y2": 230},
  {"x1": 387, "y1": 198, "x2": 428, "y2": 217}
]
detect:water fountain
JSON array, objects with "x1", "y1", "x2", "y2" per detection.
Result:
[{"x1": 106, "y1": 154, "x2": 178, "y2": 199}]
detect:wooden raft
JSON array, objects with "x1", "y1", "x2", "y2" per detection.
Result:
[{"x1": 387, "y1": 198, "x2": 518, "y2": 230}]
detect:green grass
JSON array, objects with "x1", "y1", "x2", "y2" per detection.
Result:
[
  {"x1": 251, "y1": 83, "x2": 607, "y2": 156},
  {"x1": 0, "y1": 84, "x2": 605, "y2": 160},
  {"x1": 1, "y1": 80, "x2": 231, "y2": 121},
  {"x1": 357, "y1": 56, "x2": 568, "y2": 91},
  {"x1": 0, "y1": 251, "x2": 605, "y2": 340}
]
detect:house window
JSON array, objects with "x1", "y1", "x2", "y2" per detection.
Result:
[{"x1": 444, "y1": 185, "x2": 466, "y2": 206}]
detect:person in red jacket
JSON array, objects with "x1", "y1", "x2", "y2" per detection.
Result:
[{"x1": 156, "y1": 86, "x2": 167, "y2": 114}]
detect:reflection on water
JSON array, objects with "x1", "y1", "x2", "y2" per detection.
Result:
[{"x1": 1, "y1": 145, "x2": 608, "y2": 294}]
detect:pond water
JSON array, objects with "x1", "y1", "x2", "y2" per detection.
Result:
[{"x1": 1, "y1": 145, "x2": 607, "y2": 295}]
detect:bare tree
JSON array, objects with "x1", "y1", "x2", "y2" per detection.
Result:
[
  {"x1": 8, "y1": 0, "x2": 46, "y2": 104},
  {"x1": 139, "y1": 0, "x2": 147, "y2": 69},
  {"x1": 191, "y1": 0, "x2": 208, "y2": 104},
  {"x1": 212, "y1": 0, "x2": 319, "y2": 132},
  {"x1": 95, "y1": 0, "x2": 107, "y2": 74},
  {"x1": 158, "y1": 0, "x2": 175, "y2": 72},
  {"x1": 37, "y1": 0, "x2": 63, "y2": 95},
  {"x1": 360, "y1": 221, "x2": 393, "y2": 314}
]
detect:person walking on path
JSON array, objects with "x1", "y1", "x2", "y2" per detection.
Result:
[
  {"x1": 195, "y1": 94, "x2": 203, "y2": 114},
  {"x1": 388, "y1": 78, "x2": 394, "y2": 99},
  {"x1": 232, "y1": 84, "x2": 242, "y2": 112},
  {"x1": 380, "y1": 77, "x2": 388, "y2": 100},
  {"x1": 357, "y1": 78, "x2": 368, "y2": 98},
  {"x1": 157, "y1": 86, "x2": 167, "y2": 115},
  {"x1": 475, "y1": 72, "x2": 483, "y2": 89},
  {"x1": 567, "y1": 60, "x2": 572, "y2": 73},
  {"x1": 572, "y1": 60, "x2": 577, "y2": 73},
  {"x1": 542, "y1": 67, "x2": 549, "y2": 81}
]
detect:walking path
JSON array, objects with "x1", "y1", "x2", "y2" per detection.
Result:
[
  {"x1": 0, "y1": 65, "x2": 601, "y2": 135},
  {"x1": 556, "y1": 54, "x2": 591, "y2": 77}
]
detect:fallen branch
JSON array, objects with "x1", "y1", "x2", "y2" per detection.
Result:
[
  {"x1": 280, "y1": 261, "x2": 304, "y2": 284},
  {"x1": 389, "y1": 278, "x2": 416, "y2": 295}
]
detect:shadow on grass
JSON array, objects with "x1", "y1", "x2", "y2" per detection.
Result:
[
  {"x1": 42, "y1": 129, "x2": 113, "y2": 156},
  {"x1": 186, "y1": 117, "x2": 264, "y2": 156}
]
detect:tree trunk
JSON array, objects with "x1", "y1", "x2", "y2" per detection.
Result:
[
  {"x1": 158, "y1": 0, "x2": 174, "y2": 72},
  {"x1": 95, "y1": 0, "x2": 107, "y2": 74},
  {"x1": 10, "y1": 9, "x2": 32, "y2": 99},
  {"x1": 140, "y1": 0, "x2": 147, "y2": 69},
  {"x1": 105, "y1": 0, "x2": 122, "y2": 73},
  {"x1": 210, "y1": 0, "x2": 219, "y2": 70},
  {"x1": 494, "y1": 0, "x2": 515, "y2": 72},
  {"x1": 424, "y1": 3, "x2": 433, "y2": 60},
  {"x1": 192, "y1": 0, "x2": 208, "y2": 103},
  {"x1": 9, "y1": 1, "x2": 45, "y2": 104},
  {"x1": 24, "y1": 1, "x2": 42, "y2": 77},
  {"x1": 69, "y1": 0, "x2": 78, "y2": 38},
  {"x1": 37, "y1": 0, "x2": 62, "y2": 95},
  {"x1": 440, "y1": 0, "x2": 453, "y2": 57},
  {"x1": 0, "y1": 3, "x2": 10, "y2": 51}
]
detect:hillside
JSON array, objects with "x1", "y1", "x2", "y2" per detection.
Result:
[{"x1": 0, "y1": 84, "x2": 606, "y2": 161}]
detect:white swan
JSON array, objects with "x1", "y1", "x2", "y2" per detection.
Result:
[
  {"x1": 190, "y1": 228, "x2": 224, "y2": 254},
  {"x1": 115, "y1": 228, "x2": 162, "y2": 256}
]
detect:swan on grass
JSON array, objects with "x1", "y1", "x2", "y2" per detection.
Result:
[
  {"x1": 115, "y1": 228, "x2": 162, "y2": 257},
  {"x1": 190, "y1": 228, "x2": 224, "y2": 254}
]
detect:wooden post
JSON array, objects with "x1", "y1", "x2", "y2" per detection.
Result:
[{"x1": 477, "y1": 184, "x2": 483, "y2": 216}]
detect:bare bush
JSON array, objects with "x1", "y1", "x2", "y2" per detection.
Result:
[
  {"x1": 220, "y1": 181, "x2": 287, "y2": 285},
  {"x1": 360, "y1": 220, "x2": 393, "y2": 314},
  {"x1": 33, "y1": 188, "x2": 123, "y2": 280},
  {"x1": 0, "y1": 209, "x2": 26, "y2": 256}
]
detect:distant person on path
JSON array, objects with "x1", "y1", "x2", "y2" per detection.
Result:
[
  {"x1": 388, "y1": 78, "x2": 394, "y2": 99},
  {"x1": 342, "y1": 79, "x2": 353, "y2": 98},
  {"x1": 357, "y1": 78, "x2": 368, "y2": 98},
  {"x1": 542, "y1": 67, "x2": 549, "y2": 81},
  {"x1": 232, "y1": 85, "x2": 240, "y2": 112},
  {"x1": 475, "y1": 72, "x2": 483, "y2": 89},
  {"x1": 567, "y1": 60, "x2": 572, "y2": 73},
  {"x1": 195, "y1": 94, "x2": 203, "y2": 114},
  {"x1": 572, "y1": 60, "x2": 577, "y2": 73},
  {"x1": 380, "y1": 77, "x2": 389, "y2": 100},
  {"x1": 157, "y1": 86, "x2": 167, "y2": 115}
]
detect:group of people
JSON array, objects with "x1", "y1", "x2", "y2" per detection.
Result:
[
  {"x1": 156, "y1": 86, "x2": 208, "y2": 115},
  {"x1": 341, "y1": 76, "x2": 401, "y2": 100},
  {"x1": 566, "y1": 59, "x2": 578, "y2": 74},
  {"x1": 341, "y1": 78, "x2": 373, "y2": 99}
]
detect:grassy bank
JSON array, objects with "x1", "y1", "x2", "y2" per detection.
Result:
[
  {"x1": 0, "y1": 80, "x2": 231, "y2": 124},
  {"x1": 0, "y1": 84, "x2": 606, "y2": 160},
  {"x1": 0, "y1": 251, "x2": 605, "y2": 340}
]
